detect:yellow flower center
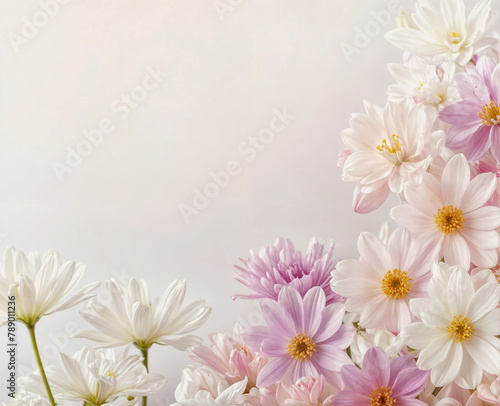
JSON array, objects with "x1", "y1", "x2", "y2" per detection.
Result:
[
  {"x1": 381, "y1": 268, "x2": 412, "y2": 299},
  {"x1": 288, "y1": 333, "x2": 316, "y2": 362},
  {"x1": 434, "y1": 205, "x2": 465, "y2": 234},
  {"x1": 370, "y1": 386, "x2": 396, "y2": 406},
  {"x1": 491, "y1": 265, "x2": 500, "y2": 283},
  {"x1": 447, "y1": 315, "x2": 475, "y2": 343},
  {"x1": 478, "y1": 100, "x2": 500, "y2": 126},
  {"x1": 106, "y1": 371, "x2": 117, "y2": 378},
  {"x1": 377, "y1": 134, "x2": 402, "y2": 155},
  {"x1": 450, "y1": 31, "x2": 462, "y2": 45}
]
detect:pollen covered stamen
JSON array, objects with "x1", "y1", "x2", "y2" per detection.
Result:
[
  {"x1": 478, "y1": 101, "x2": 500, "y2": 126},
  {"x1": 370, "y1": 386, "x2": 396, "y2": 406},
  {"x1": 381, "y1": 268, "x2": 412, "y2": 299},
  {"x1": 288, "y1": 333, "x2": 316, "y2": 362},
  {"x1": 106, "y1": 371, "x2": 117, "y2": 378},
  {"x1": 450, "y1": 31, "x2": 462, "y2": 44},
  {"x1": 377, "y1": 134, "x2": 402, "y2": 155},
  {"x1": 434, "y1": 205, "x2": 465, "y2": 234},
  {"x1": 447, "y1": 315, "x2": 475, "y2": 343}
]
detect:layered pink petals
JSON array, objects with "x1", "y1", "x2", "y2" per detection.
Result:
[
  {"x1": 242, "y1": 287, "x2": 355, "y2": 388},
  {"x1": 341, "y1": 99, "x2": 444, "y2": 213},
  {"x1": 333, "y1": 347, "x2": 429, "y2": 406},
  {"x1": 391, "y1": 154, "x2": 500, "y2": 269},
  {"x1": 233, "y1": 238, "x2": 342, "y2": 305},
  {"x1": 331, "y1": 227, "x2": 439, "y2": 332},
  {"x1": 440, "y1": 56, "x2": 500, "y2": 162}
]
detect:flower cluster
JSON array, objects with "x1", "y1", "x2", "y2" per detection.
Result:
[
  {"x1": 0, "y1": 246, "x2": 211, "y2": 406},
  {"x1": 172, "y1": 0, "x2": 500, "y2": 405}
]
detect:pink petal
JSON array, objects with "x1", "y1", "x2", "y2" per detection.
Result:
[
  {"x1": 391, "y1": 367, "x2": 429, "y2": 398},
  {"x1": 441, "y1": 154, "x2": 470, "y2": 207},
  {"x1": 242, "y1": 325, "x2": 272, "y2": 351},
  {"x1": 340, "y1": 364, "x2": 374, "y2": 395},
  {"x1": 314, "y1": 303, "x2": 345, "y2": 343},
  {"x1": 332, "y1": 391, "x2": 370, "y2": 406},
  {"x1": 278, "y1": 286, "x2": 304, "y2": 332},
  {"x1": 256, "y1": 356, "x2": 291, "y2": 388},
  {"x1": 465, "y1": 125, "x2": 492, "y2": 161},
  {"x1": 363, "y1": 347, "x2": 390, "y2": 388},
  {"x1": 302, "y1": 287, "x2": 325, "y2": 336},
  {"x1": 391, "y1": 205, "x2": 434, "y2": 234},
  {"x1": 358, "y1": 232, "x2": 392, "y2": 275},
  {"x1": 353, "y1": 182, "x2": 390, "y2": 214},
  {"x1": 443, "y1": 233, "x2": 470, "y2": 269},
  {"x1": 461, "y1": 228, "x2": 500, "y2": 249},
  {"x1": 461, "y1": 172, "x2": 497, "y2": 212},
  {"x1": 465, "y1": 206, "x2": 500, "y2": 230},
  {"x1": 261, "y1": 337, "x2": 288, "y2": 357},
  {"x1": 314, "y1": 345, "x2": 353, "y2": 373}
]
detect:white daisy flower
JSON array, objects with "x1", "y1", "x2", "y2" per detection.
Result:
[
  {"x1": 75, "y1": 278, "x2": 211, "y2": 351},
  {"x1": 388, "y1": 57, "x2": 460, "y2": 110},
  {"x1": 385, "y1": 0, "x2": 498, "y2": 66},
  {"x1": 401, "y1": 263, "x2": 500, "y2": 389},
  {"x1": 20, "y1": 347, "x2": 166, "y2": 406},
  {"x1": 0, "y1": 246, "x2": 98, "y2": 327}
]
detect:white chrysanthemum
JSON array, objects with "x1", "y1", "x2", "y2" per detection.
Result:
[
  {"x1": 350, "y1": 329, "x2": 401, "y2": 367},
  {"x1": 172, "y1": 366, "x2": 247, "y2": 406},
  {"x1": 388, "y1": 57, "x2": 460, "y2": 110},
  {"x1": 0, "y1": 246, "x2": 98, "y2": 326},
  {"x1": 341, "y1": 98, "x2": 444, "y2": 213},
  {"x1": 401, "y1": 263, "x2": 500, "y2": 389},
  {"x1": 75, "y1": 278, "x2": 211, "y2": 350},
  {"x1": 2, "y1": 390, "x2": 50, "y2": 406},
  {"x1": 20, "y1": 347, "x2": 166, "y2": 406},
  {"x1": 386, "y1": 0, "x2": 498, "y2": 66}
]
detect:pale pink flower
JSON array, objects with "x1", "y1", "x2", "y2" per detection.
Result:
[
  {"x1": 477, "y1": 373, "x2": 500, "y2": 405},
  {"x1": 331, "y1": 227, "x2": 439, "y2": 332},
  {"x1": 191, "y1": 323, "x2": 267, "y2": 394},
  {"x1": 272, "y1": 375, "x2": 339, "y2": 406},
  {"x1": 391, "y1": 153, "x2": 500, "y2": 268},
  {"x1": 341, "y1": 98, "x2": 444, "y2": 213}
]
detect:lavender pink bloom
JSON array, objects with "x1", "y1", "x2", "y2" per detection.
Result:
[
  {"x1": 233, "y1": 238, "x2": 343, "y2": 305},
  {"x1": 333, "y1": 346, "x2": 429, "y2": 406},
  {"x1": 242, "y1": 286, "x2": 355, "y2": 388},
  {"x1": 440, "y1": 56, "x2": 500, "y2": 161}
]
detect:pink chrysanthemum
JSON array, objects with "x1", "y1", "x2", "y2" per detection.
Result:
[
  {"x1": 333, "y1": 346, "x2": 429, "y2": 406},
  {"x1": 272, "y1": 375, "x2": 339, "y2": 405},
  {"x1": 233, "y1": 238, "x2": 343, "y2": 305},
  {"x1": 190, "y1": 323, "x2": 267, "y2": 394},
  {"x1": 242, "y1": 286, "x2": 355, "y2": 388},
  {"x1": 391, "y1": 153, "x2": 500, "y2": 269},
  {"x1": 440, "y1": 56, "x2": 500, "y2": 161}
]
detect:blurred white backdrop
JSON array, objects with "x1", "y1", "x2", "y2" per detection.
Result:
[{"x1": 0, "y1": 0, "x2": 493, "y2": 404}]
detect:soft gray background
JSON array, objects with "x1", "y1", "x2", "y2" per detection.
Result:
[{"x1": 0, "y1": 0, "x2": 492, "y2": 404}]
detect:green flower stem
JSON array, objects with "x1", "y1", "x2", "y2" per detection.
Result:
[
  {"x1": 27, "y1": 324, "x2": 56, "y2": 406},
  {"x1": 141, "y1": 347, "x2": 149, "y2": 406}
]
